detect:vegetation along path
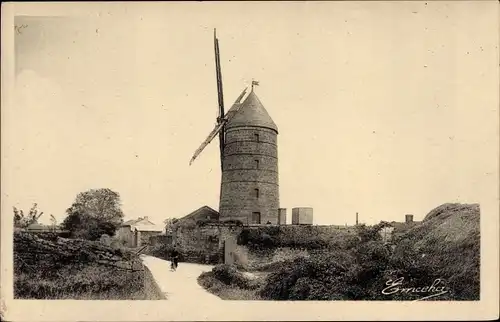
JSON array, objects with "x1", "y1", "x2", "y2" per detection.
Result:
[{"x1": 140, "y1": 255, "x2": 222, "y2": 303}]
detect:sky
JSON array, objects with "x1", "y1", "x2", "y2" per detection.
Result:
[{"x1": 2, "y1": 2, "x2": 498, "y2": 226}]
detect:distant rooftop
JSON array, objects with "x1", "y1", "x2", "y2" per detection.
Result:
[
  {"x1": 134, "y1": 225, "x2": 163, "y2": 232},
  {"x1": 122, "y1": 216, "x2": 156, "y2": 227}
]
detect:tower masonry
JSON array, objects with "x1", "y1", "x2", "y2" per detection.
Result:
[{"x1": 219, "y1": 90, "x2": 280, "y2": 225}]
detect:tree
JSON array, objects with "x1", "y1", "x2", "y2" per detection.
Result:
[
  {"x1": 355, "y1": 221, "x2": 392, "y2": 243},
  {"x1": 13, "y1": 203, "x2": 44, "y2": 228},
  {"x1": 163, "y1": 217, "x2": 178, "y2": 234},
  {"x1": 61, "y1": 188, "x2": 124, "y2": 240}
]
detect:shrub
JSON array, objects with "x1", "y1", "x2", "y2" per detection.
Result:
[
  {"x1": 237, "y1": 226, "x2": 333, "y2": 250},
  {"x1": 221, "y1": 219, "x2": 244, "y2": 226},
  {"x1": 198, "y1": 271, "x2": 262, "y2": 300},
  {"x1": 212, "y1": 264, "x2": 259, "y2": 290}
]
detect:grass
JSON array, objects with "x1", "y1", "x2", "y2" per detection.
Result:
[
  {"x1": 198, "y1": 270, "x2": 262, "y2": 300},
  {"x1": 13, "y1": 231, "x2": 164, "y2": 300},
  {"x1": 15, "y1": 262, "x2": 147, "y2": 300}
]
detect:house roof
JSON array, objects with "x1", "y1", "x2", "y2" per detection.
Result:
[
  {"x1": 26, "y1": 223, "x2": 48, "y2": 230},
  {"x1": 134, "y1": 225, "x2": 163, "y2": 232},
  {"x1": 122, "y1": 217, "x2": 156, "y2": 227},
  {"x1": 181, "y1": 205, "x2": 219, "y2": 221},
  {"x1": 122, "y1": 219, "x2": 140, "y2": 225},
  {"x1": 225, "y1": 90, "x2": 278, "y2": 133}
]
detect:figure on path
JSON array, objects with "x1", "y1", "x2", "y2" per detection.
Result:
[{"x1": 170, "y1": 247, "x2": 180, "y2": 272}]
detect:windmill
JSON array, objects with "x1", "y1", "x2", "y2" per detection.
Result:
[{"x1": 189, "y1": 29, "x2": 280, "y2": 225}]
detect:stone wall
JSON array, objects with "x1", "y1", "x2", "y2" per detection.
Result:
[
  {"x1": 150, "y1": 235, "x2": 172, "y2": 246},
  {"x1": 137, "y1": 230, "x2": 162, "y2": 247},
  {"x1": 173, "y1": 225, "x2": 221, "y2": 263},
  {"x1": 154, "y1": 224, "x2": 357, "y2": 267}
]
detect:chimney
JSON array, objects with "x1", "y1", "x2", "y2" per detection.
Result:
[
  {"x1": 143, "y1": 216, "x2": 149, "y2": 221},
  {"x1": 405, "y1": 214, "x2": 413, "y2": 223},
  {"x1": 356, "y1": 212, "x2": 359, "y2": 225},
  {"x1": 278, "y1": 208, "x2": 287, "y2": 225}
]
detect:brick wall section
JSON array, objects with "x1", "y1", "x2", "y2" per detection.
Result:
[
  {"x1": 150, "y1": 235, "x2": 173, "y2": 246},
  {"x1": 224, "y1": 127, "x2": 277, "y2": 145},
  {"x1": 172, "y1": 226, "x2": 221, "y2": 262},
  {"x1": 138, "y1": 231, "x2": 162, "y2": 246},
  {"x1": 220, "y1": 126, "x2": 280, "y2": 224}
]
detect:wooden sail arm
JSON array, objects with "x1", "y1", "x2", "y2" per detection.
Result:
[
  {"x1": 189, "y1": 121, "x2": 226, "y2": 166},
  {"x1": 214, "y1": 29, "x2": 225, "y2": 119},
  {"x1": 189, "y1": 86, "x2": 248, "y2": 166}
]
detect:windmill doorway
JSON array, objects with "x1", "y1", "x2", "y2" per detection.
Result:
[{"x1": 251, "y1": 212, "x2": 261, "y2": 224}]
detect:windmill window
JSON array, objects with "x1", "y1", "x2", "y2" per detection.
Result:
[
  {"x1": 254, "y1": 160, "x2": 260, "y2": 169},
  {"x1": 254, "y1": 133, "x2": 260, "y2": 142},
  {"x1": 254, "y1": 188, "x2": 260, "y2": 198},
  {"x1": 251, "y1": 212, "x2": 261, "y2": 224}
]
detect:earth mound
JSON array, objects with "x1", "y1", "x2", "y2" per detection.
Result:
[{"x1": 14, "y1": 231, "x2": 146, "y2": 299}]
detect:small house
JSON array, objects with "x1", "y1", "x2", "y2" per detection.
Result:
[
  {"x1": 26, "y1": 223, "x2": 51, "y2": 232},
  {"x1": 181, "y1": 206, "x2": 220, "y2": 222},
  {"x1": 173, "y1": 206, "x2": 220, "y2": 228},
  {"x1": 116, "y1": 216, "x2": 163, "y2": 248},
  {"x1": 26, "y1": 223, "x2": 63, "y2": 233}
]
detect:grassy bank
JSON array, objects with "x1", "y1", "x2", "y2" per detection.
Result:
[{"x1": 14, "y1": 231, "x2": 161, "y2": 300}]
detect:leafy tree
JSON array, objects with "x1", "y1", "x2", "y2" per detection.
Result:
[
  {"x1": 163, "y1": 217, "x2": 178, "y2": 234},
  {"x1": 61, "y1": 188, "x2": 124, "y2": 240},
  {"x1": 13, "y1": 203, "x2": 44, "y2": 228},
  {"x1": 355, "y1": 221, "x2": 391, "y2": 243}
]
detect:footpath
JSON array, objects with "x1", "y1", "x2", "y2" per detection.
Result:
[{"x1": 140, "y1": 255, "x2": 222, "y2": 303}]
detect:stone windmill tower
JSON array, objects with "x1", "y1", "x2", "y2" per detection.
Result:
[{"x1": 189, "y1": 30, "x2": 280, "y2": 225}]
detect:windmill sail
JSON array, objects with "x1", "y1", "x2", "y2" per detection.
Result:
[
  {"x1": 214, "y1": 29, "x2": 225, "y2": 169},
  {"x1": 214, "y1": 29, "x2": 225, "y2": 121},
  {"x1": 189, "y1": 87, "x2": 248, "y2": 166},
  {"x1": 189, "y1": 122, "x2": 226, "y2": 166}
]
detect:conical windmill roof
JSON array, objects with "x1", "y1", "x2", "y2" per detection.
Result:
[{"x1": 225, "y1": 90, "x2": 278, "y2": 133}]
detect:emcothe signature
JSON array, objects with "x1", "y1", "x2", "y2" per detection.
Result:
[{"x1": 382, "y1": 277, "x2": 448, "y2": 301}]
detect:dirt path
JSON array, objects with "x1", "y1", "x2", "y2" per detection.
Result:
[{"x1": 140, "y1": 255, "x2": 222, "y2": 302}]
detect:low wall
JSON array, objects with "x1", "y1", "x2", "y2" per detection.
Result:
[
  {"x1": 150, "y1": 235, "x2": 172, "y2": 246},
  {"x1": 149, "y1": 223, "x2": 357, "y2": 267},
  {"x1": 142, "y1": 265, "x2": 166, "y2": 300}
]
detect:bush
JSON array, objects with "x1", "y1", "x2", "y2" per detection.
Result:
[
  {"x1": 220, "y1": 219, "x2": 244, "y2": 226},
  {"x1": 198, "y1": 271, "x2": 261, "y2": 300},
  {"x1": 237, "y1": 226, "x2": 332, "y2": 250},
  {"x1": 259, "y1": 251, "x2": 356, "y2": 300},
  {"x1": 212, "y1": 264, "x2": 258, "y2": 289},
  {"x1": 257, "y1": 203, "x2": 480, "y2": 301}
]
